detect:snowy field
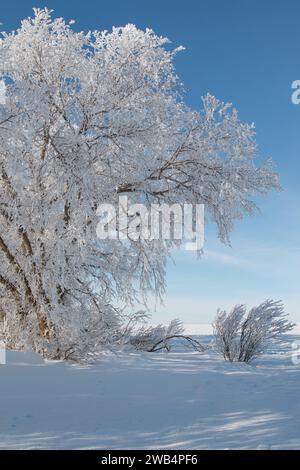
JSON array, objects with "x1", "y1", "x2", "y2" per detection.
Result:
[{"x1": 0, "y1": 334, "x2": 299, "y2": 450}]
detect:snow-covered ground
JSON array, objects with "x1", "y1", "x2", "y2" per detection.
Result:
[{"x1": 0, "y1": 335, "x2": 299, "y2": 450}]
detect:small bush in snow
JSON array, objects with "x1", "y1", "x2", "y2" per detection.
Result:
[
  {"x1": 213, "y1": 300, "x2": 294, "y2": 363},
  {"x1": 120, "y1": 316, "x2": 205, "y2": 353},
  {"x1": 128, "y1": 318, "x2": 184, "y2": 351}
]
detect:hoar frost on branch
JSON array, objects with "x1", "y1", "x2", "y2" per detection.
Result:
[{"x1": 0, "y1": 8, "x2": 280, "y2": 358}]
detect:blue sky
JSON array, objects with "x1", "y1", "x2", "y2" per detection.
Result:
[{"x1": 1, "y1": 0, "x2": 300, "y2": 323}]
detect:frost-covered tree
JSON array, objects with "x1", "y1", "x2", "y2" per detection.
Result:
[
  {"x1": 0, "y1": 9, "x2": 280, "y2": 357},
  {"x1": 213, "y1": 300, "x2": 294, "y2": 363}
]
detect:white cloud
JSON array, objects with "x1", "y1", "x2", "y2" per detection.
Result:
[{"x1": 203, "y1": 249, "x2": 249, "y2": 267}]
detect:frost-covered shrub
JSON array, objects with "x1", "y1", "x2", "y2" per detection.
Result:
[
  {"x1": 213, "y1": 300, "x2": 294, "y2": 363},
  {"x1": 128, "y1": 318, "x2": 184, "y2": 351},
  {"x1": 125, "y1": 317, "x2": 206, "y2": 353}
]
